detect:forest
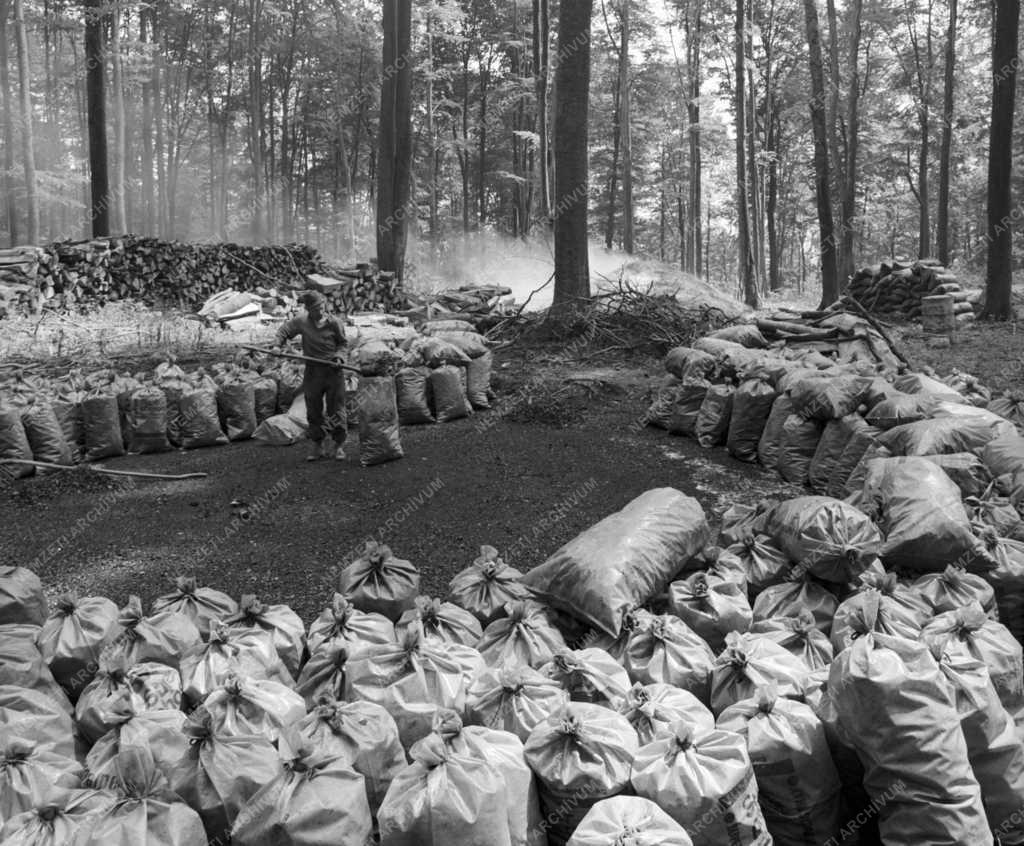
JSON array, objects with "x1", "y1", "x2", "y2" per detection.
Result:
[{"x1": 0, "y1": 0, "x2": 1020, "y2": 314}]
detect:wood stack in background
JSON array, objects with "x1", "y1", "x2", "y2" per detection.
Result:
[
  {"x1": 846, "y1": 259, "x2": 980, "y2": 326},
  {"x1": 0, "y1": 237, "x2": 407, "y2": 318}
]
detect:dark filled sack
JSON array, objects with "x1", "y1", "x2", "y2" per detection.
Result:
[
  {"x1": 447, "y1": 545, "x2": 532, "y2": 626},
  {"x1": 664, "y1": 346, "x2": 716, "y2": 381},
  {"x1": 981, "y1": 431, "x2": 1024, "y2": 478},
  {"x1": 82, "y1": 393, "x2": 125, "y2": 461},
  {"x1": 216, "y1": 379, "x2": 257, "y2": 441},
  {"x1": 667, "y1": 378, "x2": 710, "y2": 437},
  {"x1": 767, "y1": 495, "x2": 881, "y2": 584},
  {"x1": 727, "y1": 377, "x2": 777, "y2": 462},
  {"x1": 395, "y1": 366, "x2": 434, "y2": 425},
  {"x1": 878, "y1": 415, "x2": 1012, "y2": 457},
  {"x1": 823, "y1": 594, "x2": 990, "y2": 846},
  {"x1": 224, "y1": 594, "x2": 305, "y2": 678},
  {"x1": 297, "y1": 696, "x2": 406, "y2": 816},
  {"x1": 988, "y1": 390, "x2": 1024, "y2": 430},
  {"x1": 725, "y1": 535, "x2": 791, "y2": 596},
  {"x1": 0, "y1": 629, "x2": 73, "y2": 709},
  {"x1": 630, "y1": 721, "x2": 771, "y2": 846},
  {"x1": 524, "y1": 702, "x2": 639, "y2": 846},
  {"x1": 860, "y1": 456, "x2": 991, "y2": 572},
  {"x1": 38, "y1": 593, "x2": 122, "y2": 700},
  {"x1": 82, "y1": 744, "x2": 213, "y2": 846},
  {"x1": 167, "y1": 706, "x2": 280, "y2": 842},
  {"x1": 913, "y1": 565, "x2": 996, "y2": 616},
  {"x1": 0, "y1": 566, "x2": 46, "y2": 626},
  {"x1": 694, "y1": 384, "x2": 735, "y2": 448},
  {"x1": 645, "y1": 376, "x2": 682, "y2": 430},
  {"x1": 358, "y1": 376, "x2": 404, "y2": 466},
  {"x1": 20, "y1": 400, "x2": 73, "y2": 467},
  {"x1": 757, "y1": 395, "x2": 796, "y2": 470},
  {"x1": 152, "y1": 577, "x2": 238, "y2": 641},
  {"x1": 52, "y1": 391, "x2": 86, "y2": 461},
  {"x1": 305, "y1": 593, "x2": 395, "y2": 656},
  {"x1": 709, "y1": 632, "x2": 809, "y2": 716},
  {"x1": 752, "y1": 566, "x2": 838, "y2": 635},
  {"x1": 429, "y1": 364, "x2": 471, "y2": 422},
  {"x1": 466, "y1": 351, "x2": 493, "y2": 409},
  {"x1": 921, "y1": 452, "x2": 993, "y2": 498},
  {"x1": 777, "y1": 415, "x2": 824, "y2": 485},
  {"x1": 108, "y1": 589, "x2": 201, "y2": 667},
  {"x1": 251, "y1": 375, "x2": 278, "y2": 424},
  {"x1": 179, "y1": 388, "x2": 228, "y2": 449},
  {"x1": 717, "y1": 687, "x2": 842, "y2": 846},
  {"x1": 790, "y1": 374, "x2": 873, "y2": 421},
  {"x1": 808, "y1": 414, "x2": 867, "y2": 492},
  {"x1": 338, "y1": 541, "x2": 420, "y2": 621},
  {"x1": 667, "y1": 571, "x2": 753, "y2": 653},
  {"x1": 705, "y1": 323, "x2": 768, "y2": 348},
  {"x1": 126, "y1": 386, "x2": 171, "y2": 454},
  {"x1": 826, "y1": 423, "x2": 881, "y2": 498},
  {"x1": 928, "y1": 636, "x2": 1024, "y2": 842},
  {"x1": 865, "y1": 391, "x2": 936, "y2": 429}
]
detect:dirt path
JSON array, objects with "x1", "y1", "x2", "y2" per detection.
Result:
[{"x1": 0, "y1": 360, "x2": 800, "y2": 620}]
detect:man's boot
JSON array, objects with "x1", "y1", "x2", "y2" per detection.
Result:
[
  {"x1": 331, "y1": 438, "x2": 346, "y2": 460},
  {"x1": 306, "y1": 440, "x2": 323, "y2": 461}
]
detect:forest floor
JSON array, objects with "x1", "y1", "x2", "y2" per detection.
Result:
[
  {"x1": 3, "y1": 297, "x2": 1023, "y2": 620},
  {"x1": 0, "y1": 346, "x2": 802, "y2": 618}
]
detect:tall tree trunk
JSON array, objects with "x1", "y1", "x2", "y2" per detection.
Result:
[
  {"x1": 684, "y1": 0, "x2": 702, "y2": 276},
  {"x1": 426, "y1": 14, "x2": 438, "y2": 242},
  {"x1": 803, "y1": 0, "x2": 838, "y2": 307},
  {"x1": 767, "y1": 112, "x2": 781, "y2": 290},
  {"x1": 478, "y1": 59, "x2": 488, "y2": 226},
  {"x1": 745, "y1": 59, "x2": 763, "y2": 290},
  {"x1": 983, "y1": 0, "x2": 1019, "y2": 319},
  {"x1": 139, "y1": 11, "x2": 153, "y2": 234},
  {"x1": 1, "y1": 0, "x2": 18, "y2": 245},
  {"x1": 533, "y1": 0, "x2": 550, "y2": 221},
  {"x1": 551, "y1": 0, "x2": 593, "y2": 308},
  {"x1": 838, "y1": 0, "x2": 863, "y2": 286},
  {"x1": 735, "y1": 0, "x2": 758, "y2": 308},
  {"x1": 247, "y1": 0, "x2": 264, "y2": 242},
  {"x1": 152, "y1": 6, "x2": 166, "y2": 236},
  {"x1": 376, "y1": 0, "x2": 413, "y2": 279},
  {"x1": 13, "y1": 0, "x2": 36, "y2": 243},
  {"x1": 825, "y1": 0, "x2": 842, "y2": 192},
  {"x1": 110, "y1": 4, "x2": 126, "y2": 233},
  {"x1": 604, "y1": 79, "x2": 620, "y2": 249},
  {"x1": 936, "y1": 0, "x2": 956, "y2": 266},
  {"x1": 84, "y1": 0, "x2": 108, "y2": 237},
  {"x1": 620, "y1": 0, "x2": 633, "y2": 253}
]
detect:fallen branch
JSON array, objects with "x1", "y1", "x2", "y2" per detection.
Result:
[
  {"x1": 0, "y1": 459, "x2": 208, "y2": 480},
  {"x1": 839, "y1": 295, "x2": 914, "y2": 369}
]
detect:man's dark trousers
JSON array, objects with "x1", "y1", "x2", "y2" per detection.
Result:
[{"x1": 304, "y1": 364, "x2": 347, "y2": 443}]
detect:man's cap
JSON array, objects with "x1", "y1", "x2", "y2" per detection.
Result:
[{"x1": 301, "y1": 290, "x2": 326, "y2": 309}]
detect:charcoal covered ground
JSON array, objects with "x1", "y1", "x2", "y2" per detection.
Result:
[
  {"x1": 3, "y1": 317, "x2": 1023, "y2": 621},
  {"x1": 0, "y1": 349, "x2": 801, "y2": 619}
]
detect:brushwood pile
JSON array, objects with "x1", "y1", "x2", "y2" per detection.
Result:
[{"x1": 0, "y1": 316, "x2": 493, "y2": 470}]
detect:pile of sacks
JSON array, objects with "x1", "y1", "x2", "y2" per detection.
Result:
[
  {"x1": 0, "y1": 318, "x2": 495, "y2": 473},
  {"x1": 845, "y1": 259, "x2": 979, "y2": 323},
  {"x1": 3, "y1": 486, "x2": 1024, "y2": 846},
  {"x1": 648, "y1": 324, "x2": 1024, "y2": 640}
]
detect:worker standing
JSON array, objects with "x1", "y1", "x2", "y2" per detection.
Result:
[{"x1": 273, "y1": 291, "x2": 348, "y2": 461}]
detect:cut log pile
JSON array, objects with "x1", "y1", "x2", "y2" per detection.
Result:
[
  {"x1": 846, "y1": 259, "x2": 980, "y2": 324},
  {"x1": 0, "y1": 237, "x2": 408, "y2": 318}
]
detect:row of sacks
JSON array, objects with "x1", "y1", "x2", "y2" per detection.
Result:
[
  {"x1": 646, "y1": 331, "x2": 1024, "y2": 636},
  {"x1": 4, "y1": 486, "x2": 1024, "y2": 844},
  {"x1": 0, "y1": 318, "x2": 495, "y2": 475}
]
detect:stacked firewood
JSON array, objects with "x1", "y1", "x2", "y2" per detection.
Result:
[
  {"x1": 0, "y1": 237, "x2": 408, "y2": 318},
  {"x1": 846, "y1": 259, "x2": 978, "y2": 322}
]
